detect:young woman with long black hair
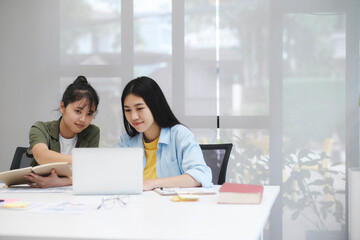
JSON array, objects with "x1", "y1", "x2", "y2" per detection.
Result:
[{"x1": 118, "y1": 76, "x2": 212, "y2": 190}]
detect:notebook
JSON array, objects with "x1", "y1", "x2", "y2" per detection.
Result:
[{"x1": 72, "y1": 148, "x2": 143, "y2": 195}]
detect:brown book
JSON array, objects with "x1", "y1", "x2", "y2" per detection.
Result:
[
  {"x1": 0, "y1": 162, "x2": 72, "y2": 187},
  {"x1": 218, "y1": 183, "x2": 264, "y2": 204}
]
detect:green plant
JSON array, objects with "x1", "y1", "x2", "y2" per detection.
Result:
[
  {"x1": 282, "y1": 149, "x2": 345, "y2": 231},
  {"x1": 220, "y1": 130, "x2": 345, "y2": 231},
  {"x1": 220, "y1": 130, "x2": 269, "y2": 185}
]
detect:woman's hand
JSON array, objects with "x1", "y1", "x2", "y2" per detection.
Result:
[
  {"x1": 143, "y1": 179, "x2": 157, "y2": 191},
  {"x1": 24, "y1": 169, "x2": 72, "y2": 188}
]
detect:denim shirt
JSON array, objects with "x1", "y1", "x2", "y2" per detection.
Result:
[{"x1": 117, "y1": 125, "x2": 213, "y2": 188}]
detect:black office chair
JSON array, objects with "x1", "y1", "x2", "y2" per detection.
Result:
[
  {"x1": 200, "y1": 143, "x2": 233, "y2": 185},
  {"x1": 10, "y1": 147, "x2": 31, "y2": 170}
]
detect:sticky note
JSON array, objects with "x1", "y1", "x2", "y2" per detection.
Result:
[
  {"x1": 171, "y1": 194, "x2": 199, "y2": 202},
  {"x1": 2, "y1": 202, "x2": 28, "y2": 208}
]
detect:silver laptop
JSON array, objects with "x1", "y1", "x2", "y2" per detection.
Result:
[{"x1": 72, "y1": 148, "x2": 143, "y2": 195}]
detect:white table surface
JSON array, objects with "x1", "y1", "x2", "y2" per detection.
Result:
[{"x1": 0, "y1": 185, "x2": 280, "y2": 240}]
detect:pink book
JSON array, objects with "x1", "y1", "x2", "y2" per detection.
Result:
[{"x1": 218, "y1": 183, "x2": 264, "y2": 204}]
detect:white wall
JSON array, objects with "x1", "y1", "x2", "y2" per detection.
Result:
[{"x1": 0, "y1": 0, "x2": 60, "y2": 171}]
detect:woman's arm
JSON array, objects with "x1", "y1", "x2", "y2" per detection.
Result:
[
  {"x1": 143, "y1": 173, "x2": 201, "y2": 191},
  {"x1": 32, "y1": 143, "x2": 72, "y2": 165},
  {"x1": 174, "y1": 126, "x2": 213, "y2": 188}
]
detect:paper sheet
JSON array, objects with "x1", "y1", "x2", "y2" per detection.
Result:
[
  {"x1": 154, "y1": 187, "x2": 216, "y2": 196},
  {"x1": 0, "y1": 200, "x2": 98, "y2": 213},
  {"x1": 28, "y1": 201, "x2": 98, "y2": 214},
  {"x1": 0, "y1": 184, "x2": 72, "y2": 193}
]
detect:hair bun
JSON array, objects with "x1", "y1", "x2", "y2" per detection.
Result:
[{"x1": 73, "y1": 76, "x2": 89, "y2": 85}]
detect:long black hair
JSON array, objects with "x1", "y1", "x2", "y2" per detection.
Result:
[
  {"x1": 62, "y1": 76, "x2": 99, "y2": 112},
  {"x1": 121, "y1": 76, "x2": 180, "y2": 137}
]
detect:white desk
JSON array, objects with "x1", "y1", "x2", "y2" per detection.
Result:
[{"x1": 0, "y1": 186, "x2": 279, "y2": 240}]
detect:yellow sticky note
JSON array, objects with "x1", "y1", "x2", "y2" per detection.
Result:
[
  {"x1": 2, "y1": 202, "x2": 28, "y2": 208},
  {"x1": 171, "y1": 194, "x2": 199, "y2": 202}
]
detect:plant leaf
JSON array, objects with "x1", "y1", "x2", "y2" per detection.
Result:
[
  {"x1": 309, "y1": 179, "x2": 326, "y2": 185},
  {"x1": 336, "y1": 190, "x2": 346, "y2": 194},
  {"x1": 326, "y1": 177, "x2": 334, "y2": 186},
  {"x1": 321, "y1": 207, "x2": 327, "y2": 219},
  {"x1": 302, "y1": 159, "x2": 320, "y2": 166},
  {"x1": 291, "y1": 210, "x2": 300, "y2": 220},
  {"x1": 331, "y1": 161, "x2": 343, "y2": 167},
  {"x1": 323, "y1": 186, "x2": 331, "y2": 194},
  {"x1": 298, "y1": 149, "x2": 312, "y2": 159},
  {"x1": 310, "y1": 191, "x2": 321, "y2": 199},
  {"x1": 301, "y1": 169, "x2": 311, "y2": 179},
  {"x1": 335, "y1": 200, "x2": 344, "y2": 212}
]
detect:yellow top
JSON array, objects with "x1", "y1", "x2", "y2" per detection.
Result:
[{"x1": 143, "y1": 136, "x2": 159, "y2": 180}]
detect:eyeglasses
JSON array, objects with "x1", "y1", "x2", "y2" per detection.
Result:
[{"x1": 97, "y1": 196, "x2": 127, "y2": 210}]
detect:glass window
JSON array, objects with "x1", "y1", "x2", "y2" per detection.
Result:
[
  {"x1": 184, "y1": 0, "x2": 217, "y2": 116},
  {"x1": 60, "y1": 0, "x2": 121, "y2": 65},
  {"x1": 133, "y1": 0, "x2": 172, "y2": 105},
  {"x1": 282, "y1": 13, "x2": 346, "y2": 240},
  {"x1": 219, "y1": 0, "x2": 269, "y2": 116}
]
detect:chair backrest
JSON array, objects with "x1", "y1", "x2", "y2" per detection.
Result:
[
  {"x1": 200, "y1": 143, "x2": 233, "y2": 185},
  {"x1": 10, "y1": 147, "x2": 31, "y2": 170}
]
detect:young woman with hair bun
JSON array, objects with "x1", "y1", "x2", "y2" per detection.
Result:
[{"x1": 24, "y1": 76, "x2": 100, "y2": 188}]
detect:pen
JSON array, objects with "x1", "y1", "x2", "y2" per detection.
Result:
[
  {"x1": 160, "y1": 187, "x2": 179, "y2": 190},
  {"x1": 0, "y1": 199, "x2": 19, "y2": 203}
]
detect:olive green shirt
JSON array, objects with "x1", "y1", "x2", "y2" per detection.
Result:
[{"x1": 28, "y1": 118, "x2": 100, "y2": 166}]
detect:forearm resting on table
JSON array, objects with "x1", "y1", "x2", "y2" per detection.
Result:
[
  {"x1": 143, "y1": 173, "x2": 201, "y2": 191},
  {"x1": 25, "y1": 169, "x2": 73, "y2": 188},
  {"x1": 32, "y1": 143, "x2": 72, "y2": 165}
]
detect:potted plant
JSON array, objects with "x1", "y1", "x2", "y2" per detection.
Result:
[{"x1": 220, "y1": 131, "x2": 345, "y2": 239}]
